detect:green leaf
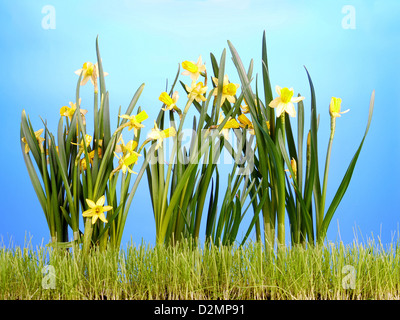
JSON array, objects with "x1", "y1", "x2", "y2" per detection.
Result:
[
  {"x1": 103, "y1": 91, "x2": 111, "y2": 153},
  {"x1": 305, "y1": 67, "x2": 322, "y2": 231},
  {"x1": 20, "y1": 126, "x2": 47, "y2": 217},
  {"x1": 96, "y1": 35, "x2": 106, "y2": 96},
  {"x1": 261, "y1": 31, "x2": 274, "y2": 128},
  {"x1": 277, "y1": 129, "x2": 314, "y2": 242}
]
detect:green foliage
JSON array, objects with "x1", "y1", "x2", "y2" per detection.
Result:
[
  {"x1": 21, "y1": 37, "x2": 147, "y2": 251},
  {"x1": 20, "y1": 31, "x2": 375, "y2": 252}
]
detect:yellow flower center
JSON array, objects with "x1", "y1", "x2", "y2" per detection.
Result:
[
  {"x1": 280, "y1": 87, "x2": 293, "y2": 103},
  {"x1": 182, "y1": 61, "x2": 198, "y2": 73},
  {"x1": 83, "y1": 62, "x2": 94, "y2": 76},
  {"x1": 86, "y1": 67, "x2": 93, "y2": 76},
  {"x1": 94, "y1": 206, "x2": 102, "y2": 215},
  {"x1": 223, "y1": 83, "x2": 237, "y2": 96}
]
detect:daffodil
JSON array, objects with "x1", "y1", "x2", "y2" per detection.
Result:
[
  {"x1": 114, "y1": 136, "x2": 138, "y2": 156},
  {"x1": 240, "y1": 97, "x2": 260, "y2": 114},
  {"x1": 285, "y1": 158, "x2": 297, "y2": 180},
  {"x1": 238, "y1": 114, "x2": 255, "y2": 135},
  {"x1": 185, "y1": 81, "x2": 208, "y2": 103},
  {"x1": 266, "y1": 120, "x2": 271, "y2": 134},
  {"x1": 82, "y1": 195, "x2": 112, "y2": 224},
  {"x1": 80, "y1": 147, "x2": 102, "y2": 171},
  {"x1": 148, "y1": 121, "x2": 177, "y2": 150},
  {"x1": 329, "y1": 97, "x2": 349, "y2": 138},
  {"x1": 22, "y1": 129, "x2": 45, "y2": 154},
  {"x1": 212, "y1": 75, "x2": 240, "y2": 106},
  {"x1": 329, "y1": 97, "x2": 349, "y2": 118},
  {"x1": 159, "y1": 91, "x2": 179, "y2": 112},
  {"x1": 182, "y1": 56, "x2": 206, "y2": 82},
  {"x1": 60, "y1": 99, "x2": 88, "y2": 124},
  {"x1": 113, "y1": 151, "x2": 140, "y2": 175},
  {"x1": 216, "y1": 114, "x2": 240, "y2": 140},
  {"x1": 269, "y1": 86, "x2": 305, "y2": 118},
  {"x1": 240, "y1": 98, "x2": 251, "y2": 114},
  {"x1": 72, "y1": 134, "x2": 92, "y2": 154},
  {"x1": 119, "y1": 110, "x2": 149, "y2": 136},
  {"x1": 74, "y1": 62, "x2": 108, "y2": 92}
]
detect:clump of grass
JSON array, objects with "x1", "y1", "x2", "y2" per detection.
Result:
[{"x1": 0, "y1": 237, "x2": 399, "y2": 300}]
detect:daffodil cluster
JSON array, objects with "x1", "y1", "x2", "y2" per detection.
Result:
[{"x1": 20, "y1": 33, "x2": 374, "y2": 253}]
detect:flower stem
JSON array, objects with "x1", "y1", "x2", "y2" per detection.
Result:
[
  {"x1": 280, "y1": 113, "x2": 286, "y2": 146},
  {"x1": 277, "y1": 113, "x2": 286, "y2": 248},
  {"x1": 320, "y1": 117, "x2": 336, "y2": 234}
]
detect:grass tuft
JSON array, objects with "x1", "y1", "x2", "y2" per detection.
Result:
[{"x1": 0, "y1": 237, "x2": 399, "y2": 300}]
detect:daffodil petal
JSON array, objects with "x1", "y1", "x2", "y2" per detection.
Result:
[
  {"x1": 99, "y1": 213, "x2": 108, "y2": 224},
  {"x1": 291, "y1": 96, "x2": 305, "y2": 103},
  {"x1": 82, "y1": 209, "x2": 94, "y2": 217},
  {"x1": 286, "y1": 103, "x2": 296, "y2": 117},
  {"x1": 96, "y1": 195, "x2": 105, "y2": 207},
  {"x1": 269, "y1": 98, "x2": 280, "y2": 109},
  {"x1": 91, "y1": 215, "x2": 99, "y2": 224},
  {"x1": 86, "y1": 199, "x2": 96, "y2": 208},
  {"x1": 238, "y1": 114, "x2": 252, "y2": 126},
  {"x1": 103, "y1": 205, "x2": 113, "y2": 212},
  {"x1": 276, "y1": 103, "x2": 284, "y2": 118}
]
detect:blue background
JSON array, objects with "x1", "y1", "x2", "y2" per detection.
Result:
[{"x1": 1, "y1": 0, "x2": 399, "y2": 249}]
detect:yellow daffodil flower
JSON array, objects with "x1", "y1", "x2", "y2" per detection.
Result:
[
  {"x1": 238, "y1": 114, "x2": 255, "y2": 135},
  {"x1": 119, "y1": 110, "x2": 149, "y2": 136},
  {"x1": 182, "y1": 56, "x2": 206, "y2": 82},
  {"x1": 82, "y1": 195, "x2": 112, "y2": 224},
  {"x1": 217, "y1": 114, "x2": 240, "y2": 140},
  {"x1": 113, "y1": 151, "x2": 140, "y2": 175},
  {"x1": 80, "y1": 147, "x2": 103, "y2": 171},
  {"x1": 159, "y1": 91, "x2": 179, "y2": 112},
  {"x1": 71, "y1": 134, "x2": 92, "y2": 154},
  {"x1": 240, "y1": 98, "x2": 260, "y2": 114},
  {"x1": 240, "y1": 98, "x2": 251, "y2": 114},
  {"x1": 148, "y1": 121, "x2": 177, "y2": 150},
  {"x1": 74, "y1": 62, "x2": 108, "y2": 92},
  {"x1": 285, "y1": 158, "x2": 297, "y2": 188},
  {"x1": 329, "y1": 97, "x2": 349, "y2": 118},
  {"x1": 212, "y1": 75, "x2": 240, "y2": 106},
  {"x1": 60, "y1": 99, "x2": 88, "y2": 125},
  {"x1": 115, "y1": 136, "x2": 138, "y2": 156},
  {"x1": 285, "y1": 158, "x2": 297, "y2": 180},
  {"x1": 269, "y1": 86, "x2": 305, "y2": 118},
  {"x1": 22, "y1": 129, "x2": 45, "y2": 154},
  {"x1": 185, "y1": 81, "x2": 208, "y2": 103}
]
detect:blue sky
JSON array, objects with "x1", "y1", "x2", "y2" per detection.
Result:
[{"x1": 1, "y1": 0, "x2": 399, "y2": 248}]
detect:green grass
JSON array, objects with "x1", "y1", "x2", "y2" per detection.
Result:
[{"x1": 1, "y1": 237, "x2": 399, "y2": 300}]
